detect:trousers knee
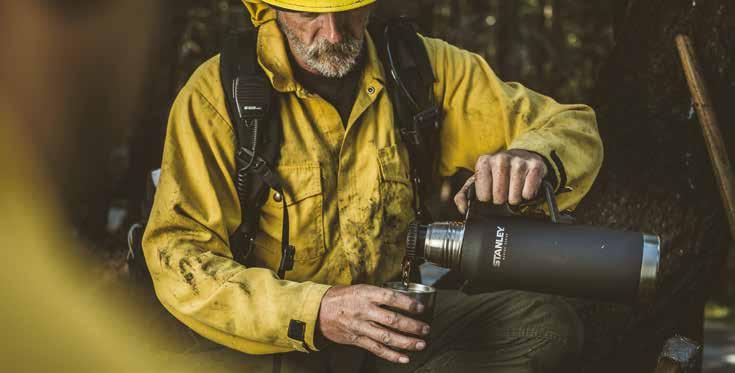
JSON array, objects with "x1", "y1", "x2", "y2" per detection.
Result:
[
  {"x1": 481, "y1": 291, "x2": 584, "y2": 371},
  {"x1": 518, "y1": 293, "x2": 584, "y2": 369}
]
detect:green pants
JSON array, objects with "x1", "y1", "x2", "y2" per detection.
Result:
[{"x1": 158, "y1": 290, "x2": 583, "y2": 373}]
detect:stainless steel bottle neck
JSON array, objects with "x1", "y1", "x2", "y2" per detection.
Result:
[{"x1": 422, "y1": 222, "x2": 466, "y2": 271}]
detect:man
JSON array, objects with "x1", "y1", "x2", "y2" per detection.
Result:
[{"x1": 143, "y1": 0, "x2": 603, "y2": 371}]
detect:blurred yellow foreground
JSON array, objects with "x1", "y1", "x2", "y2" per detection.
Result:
[{"x1": 0, "y1": 2, "x2": 196, "y2": 371}]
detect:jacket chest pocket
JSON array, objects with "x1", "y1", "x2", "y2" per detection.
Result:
[
  {"x1": 377, "y1": 145, "x2": 415, "y2": 244},
  {"x1": 256, "y1": 162, "x2": 325, "y2": 261}
]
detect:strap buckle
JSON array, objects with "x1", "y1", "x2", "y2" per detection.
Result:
[
  {"x1": 236, "y1": 147, "x2": 265, "y2": 172},
  {"x1": 400, "y1": 106, "x2": 440, "y2": 145},
  {"x1": 241, "y1": 118, "x2": 260, "y2": 128},
  {"x1": 414, "y1": 106, "x2": 440, "y2": 130},
  {"x1": 399, "y1": 128, "x2": 421, "y2": 145},
  {"x1": 278, "y1": 245, "x2": 296, "y2": 278},
  {"x1": 247, "y1": 237, "x2": 256, "y2": 257}
]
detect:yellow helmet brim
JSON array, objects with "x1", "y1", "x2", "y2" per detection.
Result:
[{"x1": 255, "y1": 0, "x2": 376, "y2": 13}]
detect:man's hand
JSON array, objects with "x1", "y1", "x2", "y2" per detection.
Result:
[
  {"x1": 318, "y1": 285, "x2": 430, "y2": 364},
  {"x1": 455, "y1": 149, "x2": 548, "y2": 214}
]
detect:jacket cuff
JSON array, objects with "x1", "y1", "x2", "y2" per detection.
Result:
[{"x1": 289, "y1": 282, "x2": 332, "y2": 352}]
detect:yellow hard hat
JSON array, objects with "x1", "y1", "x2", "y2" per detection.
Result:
[{"x1": 245, "y1": 0, "x2": 376, "y2": 13}]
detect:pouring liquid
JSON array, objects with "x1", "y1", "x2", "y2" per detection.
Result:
[{"x1": 400, "y1": 256, "x2": 412, "y2": 289}]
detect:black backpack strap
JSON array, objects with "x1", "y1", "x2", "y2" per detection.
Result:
[
  {"x1": 220, "y1": 29, "x2": 294, "y2": 278},
  {"x1": 370, "y1": 19, "x2": 441, "y2": 223}
]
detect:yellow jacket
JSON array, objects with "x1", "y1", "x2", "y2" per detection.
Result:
[{"x1": 142, "y1": 4, "x2": 603, "y2": 355}]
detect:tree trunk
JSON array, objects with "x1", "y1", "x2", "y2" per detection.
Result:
[
  {"x1": 574, "y1": 1, "x2": 735, "y2": 372},
  {"x1": 122, "y1": 0, "x2": 193, "y2": 221},
  {"x1": 497, "y1": 0, "x2": 521, "y2": 81},
  {"x1": 417, "y1": 0, "x2": 434, "y2": 34},
  {"x1": 530, "y1": 0, "x2": 551, "y2": 90},
  {"x1": 548, "y1": 0, "x2": 565, "y2": 96}
]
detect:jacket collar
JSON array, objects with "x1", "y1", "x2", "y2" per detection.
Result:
[{"x1": 256, "y1": 20, "x2": 386, "y2": 95}]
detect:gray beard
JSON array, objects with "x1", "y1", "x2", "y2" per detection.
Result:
[{"x1": 278, "y1": 18, "x2": 365, "y2": 78}]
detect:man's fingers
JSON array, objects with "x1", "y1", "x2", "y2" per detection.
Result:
[
  {"x1": 453, "y1": 176, "x2": 475, "y2": 214},
  {"x1": 355, "y1": 336, "x2": 410, "y2": 364},
  {"x1": 468, "y1": 151, "x2": 549, "y2": 207},
  {"x1": 508, "y1": 158, "x2": 528, "y2": 205},
  {"x1": 365, "y1": 305, "x2": 430, "y2": 336},
  {"x1": 474, "y1": 158, "x2": 493, "y2": 203},
  {"x1": 454, "y1": 192, "x2": 467, "y2": 215},
  {"x1": 522, "y1": 166, "x2": 544, "y2": 200},
  {"x1": 491, "y1": 155, "x2": 511, "y2": 204},
  {"x1": 367, "y1": 288, "x2": 423, "y2": 314},
  {"x1": 356, "y1": 321, "x2": 426, "y2": 351}
]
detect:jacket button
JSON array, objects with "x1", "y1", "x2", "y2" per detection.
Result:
[
  {"x1": 367, "y1": 86, "x2": 376, "y2": 95},
  {"x1": 273, "y1": 192, "x2": 283, "y2": 203}
]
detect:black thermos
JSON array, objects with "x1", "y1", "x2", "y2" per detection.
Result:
[{"x1": 406, "y1": 183, "x2": 661, "y2": 304}]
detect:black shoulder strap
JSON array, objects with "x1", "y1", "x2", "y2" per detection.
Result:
[
  {"x1": 370, "y1": 19, "x2": 441, "y2": 223},
  {"x1": 220, "y1": 29, "x2": 295, "y2": 277}
]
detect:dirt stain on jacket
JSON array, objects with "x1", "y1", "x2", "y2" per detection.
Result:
[
  {"x1": 179, "y1": 258, "x2": 199, "y2": 295},
  {"x1": 225, "y1": 319, "x2": 236, "y2": 334},
  {"x1": 227, "y1": 280, "x2": 251, "y2": 296},
  {"x1": 158, "y1": 248, "x2": 172, "y2": 269}
]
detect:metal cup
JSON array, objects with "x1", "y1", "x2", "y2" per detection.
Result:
[{"x1": 382, "y1": 282, "x2": 437, "y2": 324}]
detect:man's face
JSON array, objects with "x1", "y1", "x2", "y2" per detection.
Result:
[{"x1": 276, "y1": 6, "x2": 372, "y2": 78}]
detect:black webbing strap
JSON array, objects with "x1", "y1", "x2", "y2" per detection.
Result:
[
  {"x1": 220, "y1": 29, "x2": 294, "y2": 277},
  {"x1": 370, "y1": 19, "x2": 441, "y2": 223},
  {"x1": 235, "y1": 149, "x2": 295, "y2": 278}
]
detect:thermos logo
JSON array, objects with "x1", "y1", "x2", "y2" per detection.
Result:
[{"x1": 493, "y1": 226, "x2": 507, "y2": 268}]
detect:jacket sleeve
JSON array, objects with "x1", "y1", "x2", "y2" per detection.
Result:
[
  {"x1": 142, "y1": 59, "x2": 330, "y2": 355},
  {"x1": 422, "y1": 36, "x2": 604, "y2": 211}
]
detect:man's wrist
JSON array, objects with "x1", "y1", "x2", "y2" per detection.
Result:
[
  {"x1": 296, "y1": 283, "x2": 332, "y2": 352},
  {"x1": 313, "y1": 318, "x2": 330, "y2": 350}
]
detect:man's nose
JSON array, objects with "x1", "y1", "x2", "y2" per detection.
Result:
[{"x1": 321, "y1": 13, "x2": 344, "y2": 44}]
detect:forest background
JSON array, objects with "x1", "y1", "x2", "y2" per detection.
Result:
[{"x1": 71, "y1": 1, "x2": 734, "y2": 372}]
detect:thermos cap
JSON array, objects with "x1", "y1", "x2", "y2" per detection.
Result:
[{"x1": 406, "y1": 222, "x2": 419, "y2": 259}]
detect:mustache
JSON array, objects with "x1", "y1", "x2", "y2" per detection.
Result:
[{"x1": 305, "y1": 36, "x2": 362, "y2": 61}]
